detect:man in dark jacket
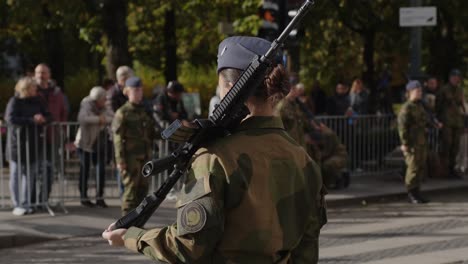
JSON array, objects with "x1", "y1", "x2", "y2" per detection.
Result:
[
  {"x1": 153, "y1": 80, "x2": 188, "y2": 123},
  {"x1": 34, "y1": 63, "x2": 67, "y2": 205},
  {"x1": 326, "y1": 81, "x2": 351, "y2": 116},
  {"x1": 109, "y1": 66, "x2": 134, "y2": 112}
]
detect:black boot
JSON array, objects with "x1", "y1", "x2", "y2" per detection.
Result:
[
  {"x1": 415, "y1": 188, "x2": 429, "y2": 203},
  {"x1": 342, "y1": 171, "x2": 350, "y2": 188},
  {"x1": 96, "y1": 199, "x2": 108, "y2": 208},
  {"x1": 81, "y1": 199, "x2": 95, "y2": 208},
  {"x1": 408, "y1": 189, "x2": 424, "y2": 204},
  {"x1": 448, "y1": 169, "x2": 463, "y2": 180}
]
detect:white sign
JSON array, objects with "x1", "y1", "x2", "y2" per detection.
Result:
[{"x1": 399, "y1": 7, "x2": 437, "y2": 27}]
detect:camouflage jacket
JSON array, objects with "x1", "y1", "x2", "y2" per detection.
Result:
[
  {"x1": 436, "y1": 83, "x2": 465, "y2": 128},
  {"x1": 398, "y1": 100, "x2": 429, "y2": 148},
  {"x1": 124, "y1": 116, "x2": 327, "y2": 264},
  {"x1": 275, "y1": 98, "x2": 313, "y2": 149},
  {"x1": 112, "y1": 101, "x2": 158, "y2": 164},
  {"x1": 319, "y1": 127, "x2": 347, "y2": 162}
]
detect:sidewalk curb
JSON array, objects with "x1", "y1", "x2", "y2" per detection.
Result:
[
  {"x1": 1, "y1": 183, "x2": 467, "y2": 249},
  {"x1": 326, "y1": 184, "x2": 468, "y2": 208}
]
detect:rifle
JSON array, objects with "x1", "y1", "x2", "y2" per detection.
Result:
[{"x1": 113, "y1": 0, "x2": 316, "y2": 230}]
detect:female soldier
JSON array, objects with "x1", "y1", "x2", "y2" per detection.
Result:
[
  {"x1": 398, "y1": 80, "x2": 434, "y2": 204},
  {"x1": 103, "y1": 36, "x2": 326, "y2": 263},
  {"x1": 112, "y1": 77, "x2": 157, "y2": 215}
]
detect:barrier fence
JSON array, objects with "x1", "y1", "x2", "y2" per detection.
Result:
[{"x1": 0, "y1": 115, "x2": 466, "y2": 214}]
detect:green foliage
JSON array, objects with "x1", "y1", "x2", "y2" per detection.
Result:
[
  {"x1": 133, "y1": 61, "x2": 165, "y2": 97},
  {"x1": 178, "y1": 62, "x2": 218, "y2": 117},
  {"x1": 64, "y1": 68, "x2": 99, "y2": 119},
  {"x1": 0, "y1": 77, "x2": 15, "y2": 115}
]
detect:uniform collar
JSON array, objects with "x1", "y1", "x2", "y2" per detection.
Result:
[
  {"x1": 236, "y1": 116, "x2": 284, "y2": 131},
  {"x1": 125, "y1": 101, "x2": 144, "y2": 109}
]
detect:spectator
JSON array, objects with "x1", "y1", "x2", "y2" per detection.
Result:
[
  {"x1": 5, "y1": 77, "x2": 52, "y2": 215},
  {"x1": 208, "y1": 85, "x2": 221, "y2": 117},
  {"x1": 34, "y1": 63, "x2": 67, "y2": 205},
  {"x1": 423, "y1": 76, "x2": 440, "y2": 112},
  {"x1": 112, "y1": 77, "x2": 158, "y2": 215},
  {"x1": 436, "y1": 69, "x2": 466, "y2": 179},
  {"x1": 349, "y1": 78, "x2": 370, "y2": 115},
  {"x1": 309, "y1": 80, "x2": 327, "y2": 115},
  {"x1": 326, "y1": 81, "x2": 351, "y2": 116},
  {"x1": 109, "y1": 66, "x2": 134, "y2": 112},
  {"x1": 74, "y1": 86, "x2": 113, "y2": 208},
  {"x1": 35, "y1": 64, "x2": 67, "y2": 122},
  {"x1": 153, "y1": 80, "x2": 188, "y2": 123}
]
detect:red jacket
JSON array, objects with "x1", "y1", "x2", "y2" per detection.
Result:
[{"x1": 37, "y1": 85, "x2": 68, "y2": 122}]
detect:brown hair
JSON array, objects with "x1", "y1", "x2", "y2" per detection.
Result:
[{"x1": 219, "y1": 64, "x2": 289, "y2": 105}]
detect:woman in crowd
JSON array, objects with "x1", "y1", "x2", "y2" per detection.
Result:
[{"x1": 5, "y1": 77, "x2": 51, "y2": 215}]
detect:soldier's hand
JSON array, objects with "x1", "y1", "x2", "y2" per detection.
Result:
[
  {"x1": 401, "y1": 145, "x2": 409, "y2": 153},
  {"x1": 436, "y1": 122, "x2": 443, "y2": 129},
  {"x1": 102, "y1": 222, "x2": 127, "y2": 247}
]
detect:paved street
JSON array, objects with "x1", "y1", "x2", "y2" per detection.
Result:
[
  {"x1": 1, "y1": 190, "x2": 467, "y2": 263},
  {"x1": 321, "y1": 190, "x2": 468, "y2": 264}
]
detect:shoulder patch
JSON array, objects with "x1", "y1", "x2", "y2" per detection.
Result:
[{"x1": 180, "y1": 201, "x2": 207, "y2": 234}]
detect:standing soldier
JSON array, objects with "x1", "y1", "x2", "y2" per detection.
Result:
[
  {"x1": 319, "y1": 125, "x2": 349, "y2": 189},
  {"x1": 104, "y1": 36, "x2": 326, "y2": 263},
  {"x1": 398, "y1": 81, "x2": 432, "y2": 204},
  {"x1": 275, "y1": 83, "x2": 321, "y2": 162},
  {"x1": 112, "y1": 77, "x2": 158, "y2": 215},
  {"x1": 436, "y1": 69, "x2": 466, "y2": 179}
]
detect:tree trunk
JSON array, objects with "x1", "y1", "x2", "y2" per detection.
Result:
[
  {"x1": 428, "y1": 7, "x2": 459, "y2": 80},
  {"x1": 102, "y1": 0, "x2": 131, "y2": 80},
  {"x1": 42, "y1": 4, "x2": 65, "y2": 89},
  {"x1": 164, "y1": 8, "x2": 177, "y2": 83},
  {"x1": 362, "y1": 30, "x2": 375, "y2": 90}
]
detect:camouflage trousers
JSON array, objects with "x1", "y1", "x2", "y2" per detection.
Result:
[
  {"x1": 120, "y1": 158, "x2": 149, "y2": 216},
  {"x1": 403, "y1": 146, "x2": 427, "y2": 190},
  {"x1": 439, "y1": 127, "x2": 463, "y2": 172},
  {"x1": 322, "y1": 155, "x2": 347, "y2": 187}
]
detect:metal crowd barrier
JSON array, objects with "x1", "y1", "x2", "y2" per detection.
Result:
[
  {"x1": 0, "y1": 117, "x2": 466, "y2": 213},
  {"x1": 0, "y1": 122, "x2": 171, "y2": 214},
  {"x1": 315, "y1": 114, "x2": 441, "y2": 177}
]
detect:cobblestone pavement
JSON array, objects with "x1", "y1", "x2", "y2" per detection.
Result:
[
  {"x1": 320, "y1": 190, "x2": 468, "y2": 264},
  {"x1": 1, "y1": 190, "x2": 467, "y2": 263}
]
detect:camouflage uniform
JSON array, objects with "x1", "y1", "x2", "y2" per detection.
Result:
[
  {"x1": 318, "y1": 127, "x2": 348, "y2": 188},
  {"x1": 123, "y1": 116, "x2": 327, "y2": 263},
  {"x1": 398, "y1": 100, "x2": 430, "y2": 190},
  {"x1": 112, "y1": 101, "x2": 157, "y2": 215},
  {"x1": 275, "y1": 98, "x2": 317, "y2": 156},
  {"x1": 436, "y1": 83, "x2": 465, "y2": 173}
]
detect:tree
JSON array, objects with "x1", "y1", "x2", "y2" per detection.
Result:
[{"x1": 100, "y1": 0, "x2": 132, "y2": 79}]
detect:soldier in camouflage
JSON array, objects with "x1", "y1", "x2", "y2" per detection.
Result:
[
  {"x1": 103, "y1": 36, "x2": 327, "y2": 263},
  {"x1": 398, "y1": 80, "x2": 433, "y2": 204},
  {"x1": 112, "y1": 77, "x2": 158, "y2": 215},
  {"x1": 274, "y1": 83, "x2": 320, "y2": 161},
  {"x1": 436, "y1": 69, "x2": 466, "y2": 179},
  {"x1": 318, "y1": 125, "x2": 349, "y2": 189}
]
